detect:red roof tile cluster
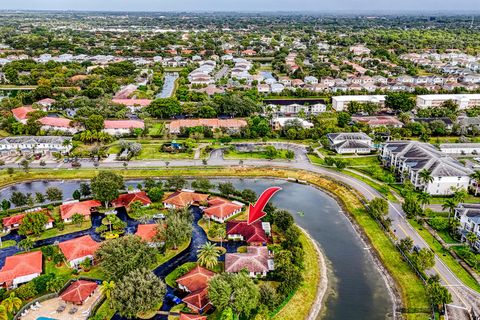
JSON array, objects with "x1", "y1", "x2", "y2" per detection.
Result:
[
  {"x1": 169, "y1": 119, "x2": 247, "y2": 133},
  {"x1": 163, "y1": 191, "x2": 209, "y2": 208},
  {"x1": 60, "y1": 200, "x2": 101, "y2": 220},
  {"x1": 112, "y1": 191, "x2": 151, "y2": 208},
  {"x1": 242, "y1": 49, "x2": 257, "y2": 55},
  {"x1": 0, "y1": 251, "x2": 42, "y2": 285},
  {"x1": 225, "y1": 246, "x2": 269, "y2": 274},
  {"x1": 2, "y1": 209, "x2": 53, "y2": 228},
  {"x1": 60, "y1": 280, "x2": 98, "y2": 304},
  {"x1": 11, "y1": 106, "x2": 35, "y2": 121},
  {"x1": 203, "y1": 198, "x2": 242, "y2": 220},
  {"x1": 177, "y1": 266, "x2": 215, "y2": 312},
  {"x1": 135, "y1": 224, "x2": 158, "y2": 242},
  {"x1": 104, "y1": 120, "x2": 145, "y2": 129},
  {"x1": 352, "y1": 116, "x2": 403, "y2": 127},
  {"x1": 112, "y1": 99, "x2": 152, "y2": 107},
  {"x1": 180, "y1": 314, "x2": 207, "y2": 320},
  {"x1": 58, "y1": 235, "x2": 99, "y2": 262},
  {"x1": 226, "y1": 220, "x2": 267, "y2": 243},
  {"x1": 38, "y1": 117, "x2": 73, "y2": 128},
  {"x1": 37, "y1": 98, "x2": 56, "y2": 105}
]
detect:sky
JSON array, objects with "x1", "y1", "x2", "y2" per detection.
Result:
[{"x1": 0, "y1": 0, "x2": 479, "y2": 13}]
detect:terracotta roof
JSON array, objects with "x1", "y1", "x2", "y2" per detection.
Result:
[
  {"x1": 58, "y1": 235, "x2": 99, "y2": 262},
  {"x1": 225, "y1": 246, "x2": 269, "y2": 273},
  {"x1": 60, "y1": 280, "x2": 98, "y2": 304},
  {"x1": 182, "y1": 288, "x2": 210, "y2": 310},
  {"x1": 176, "y1": 266, "x2": 215, "y2": 292},
  {"x1": 38, "y1": 117, "x2": 73, "y2": 128},
  {"x1": 11, "y1": 106, "x2": 35, "y2": 120},
  {"x1": 37, "y1": 98, "x2": 56, "y2": 104},
  {"x1": 169, "y1": 119, "x2": 247, "y2": 133},
  {"x1": 60, "y1": 200, "x2": 101, "y2": 220},
  {"x1": 135, "y1": 224, "x2": 158, "y2": 242},
  {"x1": 203, "y1": 198, "x2": 242, "y2": 220},
  {"x1": 0, "y1": 251, "x2": 42, "y2": 284},
  {"x1": 104, "y1": 120, "x2": 144, "y2": 129},
  {"x1": 226, "y1": 220, "x2": 267, "y2": 243},
  {"x1": 180, "y1": 314, "x2": 207, "y2": 320},
  {"x1": 112, "y1": 99, "x2": 152, "y2": 107},
  {"x1": 112, "y1": 191, "x2": 151, "y2": 208},
  {"x1": 163, "y1": 191, "x2": 209, "y2": 208},
  {"x1": 2, "y1": 209, "x2": 54, "y2": 228}
]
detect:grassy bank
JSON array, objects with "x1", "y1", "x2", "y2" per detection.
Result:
[{"x1": 0, "y1": 166, "x2": 431, "y2": 319}]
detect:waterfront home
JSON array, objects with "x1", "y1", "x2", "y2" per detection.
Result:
[
  {"x1": 111, "y1": 191, "x2": 151, "y2": 210},
  {"x1": 225, "y1": 246, "x2": 274, "y2": 277},
  {"x1": 60, "y1": 200, "x2": 101, "y2": 223},
  {"x1": 58, "y1": 235, "x2": 100, "y2": 268},
  {"x1": 202, "y1": 198, "x2": 243, "y2": 223},
  {"x1": 226, "y1": 220, "x2": 268, "y2": 245},
  {"x1": 2, "y1": 208, "x2": 54, "y2": 233},
  {"x1": 0, "y1": 251, "x2": 42, "y2": 289}
]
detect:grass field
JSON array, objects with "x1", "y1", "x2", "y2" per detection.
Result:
[
  {"x1": 0, "y1": 239, "x2": 16, "y2": 248},
  {"x1": 224, "y1": 149, "x2": 291, "y2": 160}
]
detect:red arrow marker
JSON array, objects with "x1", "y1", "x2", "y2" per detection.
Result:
[{"x1": 247, "y1": 187, "x2": 282, "y2": 225}]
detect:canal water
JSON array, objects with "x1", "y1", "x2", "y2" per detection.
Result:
[{"x1": 0, "y1": 178, "x2": 393, "y2": 320}]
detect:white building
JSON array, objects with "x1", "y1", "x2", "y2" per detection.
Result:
[
  {"x1": 440, "y1": 143, "x2": 480, "y2": 155},
  {"x1": 304, "y1": 76, "x2": 318, "y2": 85},
  {"x1": 332, "y1": 95, "x2": 386, "y2": 111},
  {"x1": 0, "y1": 251, "x2": 43, "y2": 289},
  {"x1": 265, "y1": 103, "x2": 327, "y2": 116},
  {"x1": 103, "y1": 120, "x2": 144, "y2": 136},
  {"x1": 0, "y1": 136, "x2": 73, "y2": 154},
  {"x1": 327, "y1": 132, "x2": 373, "y2": 154},
  {"x1": 416, "y1": 94, "x2": 480, "y2": 109},
  {"x1": 454, "y1": 203, "x2": 480, "y2": 251},
  {"x1": 38, "y1": 117, "x2": 81, "y2": 134},
  {"x1": 272, "y1": 117, "x2": 314, "y2": 130},
  {"x1": 381, "y1": 141, "x2": 473, "y2": 195}
]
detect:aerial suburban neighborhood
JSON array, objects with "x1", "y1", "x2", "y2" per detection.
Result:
[{"x1": 0, "y1": 4, "x2": 479, "y2": 320}]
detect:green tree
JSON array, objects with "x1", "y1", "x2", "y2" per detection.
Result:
[
  {"x1": 264, "y1": 145, "x2": 278, "y2": 159},
  {"x1": 418, "y1": 169, "x2": 433, "y2": 187},
  {"x1": 273, "y1": 210, "x2": 294, "y2": 231},
  {"x1": 208, "y1": 273, "x2": 260, "y2": 318},
  {"x1": 46, "y1": 276, "x2": 65, "y2": 293},
  {"x1": 10, "y1": 191, "x2": 27, "y2": 207},
  {"x1": 426, "y1": 277, "x2": 452, "y2": 307},
  {"x1": 416, "y1": 192, "x2": 431, "y2": 210},
  {"x1": 146, "y1": 98, "x2": 181, "y2": 119},
  {"x1": 95, "y1": 235, "x2": 156, "y2": 281},
  {"x1": 166, "y1": 176, "x2": 187, "y2": 190},
  {"x1": 163, "y1": 209, "x2": 193, "y2": 249},
  {"x1": 111, "y1": 268, "x2": 166, "y2": 318},
  {"x1": 241, "y1": 189, "x2": 257, "y2": 203},
  {"x1": 1, "y1": 292, "x2": 22, "y2": 315},
  {"x1": 45, "y1": 187, "x2": 63, "y2": 202},
  {"x1": 285, "y1": 149, "x2": 295, "y2": 160},
  {"x1": 72, "y1": 190, "x2": 82, "y2": 200},
  {"x1": 79, "y1": 183, "x2": 91, "y2": 197},
  {"x1": 1, "y1": 199, "x2": 10, "y2": 212},
  {"x1": 442, "y1": 198, "x2": 458, "y2": 225},
  {"x1": 18, "y1": 212, "x2": 48, "y2": 236},
  {"x1": 71, "y1": 213, "x2": 85, "y2": 226},
  {"x1": 19, "y1": 159, "x2": 30, "y2": 173},
  {"x1": 101, "y1": 280, "x2": 116, "y2": 308},
  {"x1": 385, "y1": 92, "x2": 415, "y2": 112},
  {"x1": 368, "y1": 198, "x2": 389, "y2": 219},
  {"x1": 197, "y1": 242, "x2": 220, "y2": 269},
  {"x1": 413, "y1": 248, "x2": 435, "y2": 272},
  {"x1": 147, "y1": 187, "x2": 164, "y2": 202},
  {"x1": 91, "y1": 171, "x2": 124, "y2": 208},
  {"x1": 35, "y1": 192, "x2": 45, "y2": 204},
  {"x1": 18, "y1": 238, "x2": 34, "y2": 252},
  {"x1": 399, "y1": 237, "x2": 414, "y2": 252},
  {"x1": 0, "y1": 305, "x2": 8, "y2": 320},
  {"x1": 402, "y1": 195, "x2": 423, "y2": 219},
  {"x1": 191, "y1": 178, "x2": 214, "y2": 192},
  {"x1": 218, "y1": 182, "x2": 236, "y2": 196}
]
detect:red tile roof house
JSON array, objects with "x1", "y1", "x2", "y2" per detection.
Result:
[
  {"x1": 176, "y1": 266, "x2": 215, "y2": 314},
  {"x1": 168, "y1": 119, "x2": 247, "y2": 135},
  {"x1": 38, "y1": 117, "x2": 82, "y2": 134},
  {"x1": 36, "y1": 98, "x2": 56, "y2": 109},
  {"x1": 135, "y1": 224, "x2": 159, "y2": 243},
  {"x1": 60, "y1": 200, "x2": 101, "y2": 223},
  {"x1": 203, "y1": 198, "x2": 244, "y2": 223},
  {"x1": 163, "y1": 190, "x2": 209, "y2": 209},
  {"x1": 2, "y1": 208, "x2": 54, "y2": 233},
  {"x1": 102, "y1": 120, "x2": 145, "y2": 136},
  {"x1": 225, "y1": 246, "x2": 274, "y2": 277},
  {"x1": 111, "y1": 191, "x2": 151, "y2": 210},
  {"x1": 0, "y1": 251, "x2": 43, "y2": 288},
  {"x1": 180, "y1": 313, "x2": 207, "y2": 320},
  {"x1": 11, "y1": 106, "x2": 35, "y2": 124},
  {"x1": 112, "y1": 99, "x2": 152, "y2": 111},
  {"x1": 226, "y1": 220, "x2": 268, "y2": 245},
  {"x1": 58, "y1": 235, "x2": 100, "y2": 268},
  {"x1": 60, "y1": 280, "x2": 98, "y2": 305}
]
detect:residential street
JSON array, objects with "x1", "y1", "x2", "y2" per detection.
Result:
[{"x1": 7, "y1": 143, "x2": 480, "y2": 319}]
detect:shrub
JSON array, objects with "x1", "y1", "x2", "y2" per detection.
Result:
[{"x1": 15, "y1": 282, "x2": 38, "y2": 300}]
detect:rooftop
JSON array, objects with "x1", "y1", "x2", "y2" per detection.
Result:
[
  {"x1": 58, "y1": 235, "x2": 99, "y2": 262},
  {"x1": 0, "y1": 251, "x2": 42, "y2": 285}
]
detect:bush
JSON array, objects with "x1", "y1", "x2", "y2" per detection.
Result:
[
  {"x1": 15, "y1": 282, "x2": 38, "y2": 300},
  {"x1": 428, "y1": 217, "x2": 449, "y2": 231}
]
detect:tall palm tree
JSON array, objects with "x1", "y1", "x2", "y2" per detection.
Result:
[
  {"x1": 416, "y1": 192, "x2": 431, "y2": 210},
  {"x1": 0, "y1": 305, "x2": 8, "y2": 320},
  {"x1": 100, "y1": 280, "x2": 116, "y2": 308},
  {"x1": 1, "y1": 292, "x2": 22, "y2": 314},
  {"x1": 452, "y1": 188, "x2": 468, "y2": 204},
  {"x1": 466, "y1": 232, "x2": 479, "y2": 247},
  {"x1": 418, "y1": 169, "x2": 433, "y2": 189},
  {"x1": 442, "y1": 198, "x2": 457, "y2": 225},
  {"x1": 197, "y1": 242, "x2": 220, "y2": 269},
  {"x1": 470, "y1": 171, "x2": 480, "y2": 196}
]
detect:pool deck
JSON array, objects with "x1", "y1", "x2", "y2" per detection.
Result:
[{"x1": 20, "y1": 289, "x2": 102, "y2": 320}]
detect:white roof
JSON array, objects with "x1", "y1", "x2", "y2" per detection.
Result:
[
  {"x1": 332, "y1": 95, "x2": 386, "y2": 102},
  {"x1": 273, "y1": 117, "x2": 313, "y2": 127},
  {"x1": 418, "y1": 94, "x2": 480, "y2": 101}
]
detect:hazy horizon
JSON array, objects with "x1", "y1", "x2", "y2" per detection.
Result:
[{"x1": 1, "y1": 0, "x2": 479, "y2": 13}]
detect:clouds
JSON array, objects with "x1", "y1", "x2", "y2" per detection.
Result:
[{"x1": 1, "y1": 0, "x2": 479, "y2": 12}]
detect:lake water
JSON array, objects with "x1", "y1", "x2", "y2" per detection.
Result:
[{"x1": 0, "y1": 178, "x2": 393, "y2": 320}]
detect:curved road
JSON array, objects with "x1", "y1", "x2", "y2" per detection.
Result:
[{"x1": 8, "y1": 142, "x2": 480, "y2": 319}]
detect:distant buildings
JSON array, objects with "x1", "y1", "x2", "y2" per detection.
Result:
[
  {"x1": 163, "y1": 190, "x2": 209, "y2": 209},
  {"x1": 381, "y1": 141, "x2": 473, "y2": 195},
  {"x1": 168, "y1": 119, "x2": 247, "y2": 134},
  {"x1": 332, "y1": 95, "x2": 386, "y2": 111},
  {"x1": 454, "y1": 203, "x2": 480, "y2": 251},
  {"x1": 327, "y1": 132, "x2": 373, "y2": 154},
  {"x1": 272, "y1": 117, "x2": 314, "y2": 130},
  {"x1": 264, "y1": 102, "x2": 327, "y2": 116},
  {"x1": 440, "y1": 143, "x2": 480, "y2": 155},
  {"x1": 103, "y1": 120, "x2": 145, "y2": 136},
  {"x1": 38, "y1": 117, "x2": 81, "y2": 134},
  {"x1": 0, "y1": 136, "x2": 73, "y2": 154},
  {"x1": 352, "y1": 116, "x2": 403, "y2": 128},
  {"x1": 203, "y1": 198, "x2": 243, "y2": 223},
  {"x1": 60, "y1": 200, "x2": 101, "y2": 223},
  {"x1": 416, "y1": 94, "x2": 480, "y2": 109}
]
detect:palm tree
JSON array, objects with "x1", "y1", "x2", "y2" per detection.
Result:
[
  {"x1": 1, "y1": 292, "x2": 22, "y2": 315},
  {"x1": 100, "y1": 280, "x2": 116, "y2": 308},
  {"x1": 418, "y1": 169, "x2": 433, "y2": 189},
  {"x1": 197, "y1": 242, "x2": 220, "y2": 269},
  {"x1": 442, "y1": 198, "x2": 457, "y2": 225},
  {"x1": 416, "y1": 192, "x2": 431, "y2": 210},
  {"x1": 470, "y1": 171, "x2": 480, "y2": 196},
  {"x1": 452, "y1": 188, "x2": 468, "y2": 203},
  {"x1": 0, "y1": 305, "x2": 8, "y2": 320},
  {"x1": 466, "y1": 232, "x2": 479, "y2": 247}
]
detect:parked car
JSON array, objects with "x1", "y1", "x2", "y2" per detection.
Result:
[
  {"x1": 71, "y1": 161, "x2": 81, "y2": 168},
  {"x1": 153, "y1": 213, "x2": 165, "y2": 220},
  {"x1": 166, "y1": 293, "x2": 182, "y2": 305}
]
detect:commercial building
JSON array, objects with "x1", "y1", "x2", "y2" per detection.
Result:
[
  {"x1": 416, "y1": 94, "x2": 480, "y2": 109},
  {"x1": 332, "y1": 95, "x2": 386, "y2": 111}
]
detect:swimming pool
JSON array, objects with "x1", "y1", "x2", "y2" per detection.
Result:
[{"x1": 36, "y1": 317, "x2": 57, "y2": 320}]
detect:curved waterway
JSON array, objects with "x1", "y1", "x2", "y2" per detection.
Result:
[{"x1": 0, "y1": 178, "x2": 393, "y2": 320}]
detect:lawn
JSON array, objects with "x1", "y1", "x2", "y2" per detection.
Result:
[
  {"x1": 410, "y1": 219, "x2": 480, "y2": 292},
  {"x1": 94, "y1": 299, "x2": 116, "y2": 320},
  {"x1": 223, "y1": 149, "x2": 292, "y2": 160},
  {"x1": 153, "y1": 240, "x2": 191, "y2": 268},
  {"x1": 33, "y1": 221, "x2": 92, "y2": 241},
  {"x1": 134, "y1": 144, "x2": 194, "y2": 160},
  {"x1": 148, "y1": 123, "x2": 165, "y2": 137},
  {"x1": 0, "y1": 239, "x2": 16, "y2": 249}
]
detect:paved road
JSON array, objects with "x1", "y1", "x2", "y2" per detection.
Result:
[{"x1": 9, "y1": 142, "x2": 480, "y2": 319}]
